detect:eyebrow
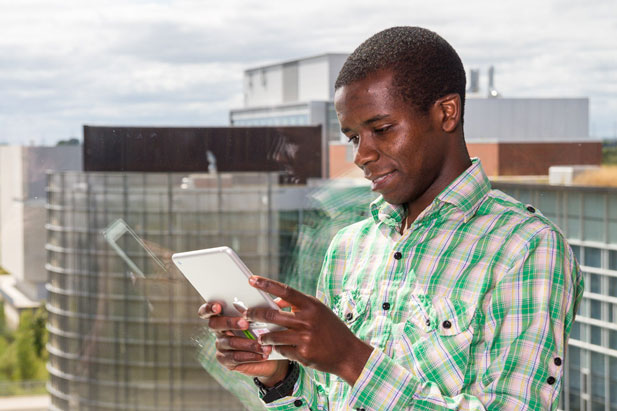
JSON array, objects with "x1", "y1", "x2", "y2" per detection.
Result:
[{"x1": 340, "y1": 114, "x2": 391, "y2": 134}]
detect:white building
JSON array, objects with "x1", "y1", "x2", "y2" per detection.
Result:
[
  {"x1": 231, "y1": 55, "x2": 600, "y2": 177},
  {"x1": 229, "y1": 54, "x2": 349, "y2": 178},
  {"x1": 0, "y1": 145, "x2": 81, "y2": 328}
]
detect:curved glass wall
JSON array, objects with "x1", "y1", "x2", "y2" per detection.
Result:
[{"x1": 45, "y1": 171, "x2": 302, "y2": 410}]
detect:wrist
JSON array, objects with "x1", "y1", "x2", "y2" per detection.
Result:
[
  {"x1": 254, "y1": 361, "x2": 299, "y2": 404},
  {"x1": 338, "y1": 338, "x2": 373, "y2": 386},
  {"x1": 257, "y1": 360, "x2": 289, "y2": 387}
]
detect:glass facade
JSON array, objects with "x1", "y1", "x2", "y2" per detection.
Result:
[
  {"x1": 45, "y1": 171, "x2": 311, "y2": 410},
  {"x1": 494, "y1": 183, "x2": 617, "y2": 411},
  {"x1": 231, "y1": 114, "x2": 308, "y2": 127}
]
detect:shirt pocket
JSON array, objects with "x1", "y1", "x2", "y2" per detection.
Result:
[
  {"x1": 396, "y1": 294, "x2": 477, "y2": 397},
  {"x1": 332, "y1": 289, "x2": 370, "y2": 334}
]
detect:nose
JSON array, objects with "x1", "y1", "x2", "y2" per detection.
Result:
[{"x1": 353, "y1": 135, "x2": 378, "y2": 168}]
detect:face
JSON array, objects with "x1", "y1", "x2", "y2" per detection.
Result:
[{"x1": 334, "y1": 70, "x2": 451, "y2": 208}]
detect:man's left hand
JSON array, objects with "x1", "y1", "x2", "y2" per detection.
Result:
[{"x1": 245, "y1": 276, "x2": 373, "y2": 387}]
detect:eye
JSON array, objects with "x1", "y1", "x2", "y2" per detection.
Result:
[
  {"x1": 374, "y1": 125, "x2": 391, "y2": 134},
  {"x1": 347, "y1": 135, "x2": 359, "y2": 145}
]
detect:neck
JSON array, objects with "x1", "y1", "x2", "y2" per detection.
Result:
[{"x1": 404, "y1": 154, "x2": 471, "y2": 228}]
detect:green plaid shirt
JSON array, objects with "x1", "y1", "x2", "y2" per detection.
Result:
[{"x1": 265, "y1": 159, "x2": 583, "y2": 410}]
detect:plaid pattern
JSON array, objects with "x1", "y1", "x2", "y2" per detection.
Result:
[{"x1": 266, "y1": 159, "x2": 583, "y2": 410}]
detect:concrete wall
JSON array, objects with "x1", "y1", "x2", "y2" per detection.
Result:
[
  {"x1": 0, "y1": 146, "x2": 25, "y2": 284},
  {"x1": 244, "y1": 65, "x2": 283, "y2": 107},
  {"x1": 0, "y1": 145, "x2": 82, "y2": 302},
  {"x1": 242, "y1": 54, "x2": 348, "y2": 108},
  {"x1": 465, "y1": 98, "x2": 589, "y2": 142},
  {"x1": 298, "y1": 56, "x2": 329, "y2": 102}
]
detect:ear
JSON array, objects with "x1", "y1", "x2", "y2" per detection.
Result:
[{"x1": 434, "y1": 94, "x2": 461, "y2": 133}]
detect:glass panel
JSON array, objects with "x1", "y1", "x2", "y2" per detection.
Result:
[
  {"x1": 609, "y1": 250, "x2": 617, "y2": 271},
  {"x1": 590, "y1": 300, "x2": 602, "y2": 320},
  {"x1": 590, "y1": 352, "x2": 605, "y2": 402},
  {"x1": 537, "y1": 190, "x2": 558, "y2": 217},
  {"x1": 583, "y1": 219, "x2": 605, "y2": 242},
  {"x1": 583, "y1": 193, "x2": 604, "y2": 219},
  {"x1": 589, "y1": 273, "x2": 602, "y2": 293},
  {"x1": 583, "y1": 248, "x2": 602, "y2": 268},
  {"x1": 610, "y1": 330, "x2": 617, "y2": 350},
  {"x1": 590, "y1": 324, "x2": 602, "y2": 345},
  {"x1": 571, "y1": 245, "x2": 581, "y2": 262}
]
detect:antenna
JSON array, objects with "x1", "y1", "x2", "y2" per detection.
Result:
[
  {"x1": 468, "y1": 69, "x2": 480, "y2": 93},
  {"x1": 488, "y1": 66, "x2": 501, "y2": 98}
]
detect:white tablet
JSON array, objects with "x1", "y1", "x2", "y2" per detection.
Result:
[{"x1": 172, "y1": 246, "x2": 286, "y2": 360}]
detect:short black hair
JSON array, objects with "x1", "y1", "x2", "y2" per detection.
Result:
[{"x1": 335, "y1": 26, "x2": 466, "y2": 120}]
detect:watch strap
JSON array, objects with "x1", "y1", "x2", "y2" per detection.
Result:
[{"x1": 254, "y1": 361, "x2": 299, "y2": 404}]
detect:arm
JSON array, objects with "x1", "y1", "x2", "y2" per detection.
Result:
[{"x1": 346, "y1": 227, "x2": 583, "y2": 410}]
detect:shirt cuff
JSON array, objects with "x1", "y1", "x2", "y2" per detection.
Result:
[
  {"x1": 348, "y1": 348, "x2": 420, "y2": 410},
  {"x1": 261, "y1": 365, "x2": 318, "y2": 410}
]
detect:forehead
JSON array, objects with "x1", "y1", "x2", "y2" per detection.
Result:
[{"x1": 334, "y1": 70, "x2": 404, "y2": 123}]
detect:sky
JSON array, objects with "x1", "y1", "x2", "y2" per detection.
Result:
[{"x1": 1, "y1": 0, "x2": 615, "y2": 145}]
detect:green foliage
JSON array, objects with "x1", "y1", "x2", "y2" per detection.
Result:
[
  {"x1": 603, "y1": 146, "x2": 617, "y2": 165},
  {"x1": 0, "y1": 306, "x2": 49, "y2": 391},
  {"x1": 15, "y1": 311, "x2": 38, "y2": 381},
  {"x1": 0, "y1": 303, "x2": 7, "y2": 339},
  {"x1": 56, "y1": 137, "x2": 80, "y2": 146}
]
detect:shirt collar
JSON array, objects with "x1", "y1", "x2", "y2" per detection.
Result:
[{"x1": 369, "y1": 158, "x2": 491, "y2": 226}]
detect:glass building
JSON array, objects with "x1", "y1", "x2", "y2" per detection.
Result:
[
  {"x1": 493, "y1": 182, "x2": 617, "y2": 411},
  {"x1": 45, "y1": 171, "x2": 312, "y2": 410}
]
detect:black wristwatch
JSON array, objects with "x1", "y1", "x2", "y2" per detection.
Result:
[{"x1": 254, "y1": 361, "x2": 299, "y2": 404}]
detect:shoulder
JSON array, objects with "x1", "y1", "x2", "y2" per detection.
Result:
[
  {"x1": 481, "y1": 189, "x2": 580, "y2": 279},
  {"x1": 475, "y1": 189, "x2": 577, "y2": 270}
]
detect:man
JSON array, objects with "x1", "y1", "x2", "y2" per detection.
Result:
[{"x1": 200, "y1": 26, "x2": 583, "y2": 410}]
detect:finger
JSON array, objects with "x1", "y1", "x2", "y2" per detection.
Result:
[
  {"x1": 216, "y1": 350, "x2": 268, "y2": 369},
  {"x1": 214, "y1": 330, "x2": 235, "y2": 338},
  {"x1": 249, "y1": 276, "x2": 310, "y2": 308},
  {"x1": 274, "y1": 298, "x2": 292, "y2": 309},
  {"x1": 222, "y1": 349, "x2": 269, "y2": 364},
  {"x1": 259, "y1": 330, "x2": 304, "y2": 346},
  {"x1": 198, "y1": 302, "x2": 222, "y2": 318},
  {"x1": 271, "y1": 345, "x2": 299, "y2": 362},
  {"x1": 216, "y1": 336, "x2": 265, "y2": 354},
  {"x1": 244, "y1": 307, "x2": 306, "y2": 328},
  {"x1": 208, "y1": 316, "x2": 250, "y2": 331}
]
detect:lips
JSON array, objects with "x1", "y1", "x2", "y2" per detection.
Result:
[{"x1": 369, "y1": 171, "x2": 395, "y2": 191}]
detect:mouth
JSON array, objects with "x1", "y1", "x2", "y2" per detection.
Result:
[{"x1": 369, "y1": 171, "x2": 395, "y2": 191}]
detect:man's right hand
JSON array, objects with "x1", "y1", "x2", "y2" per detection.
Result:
[{"x1": 198, "y1": 302, "x2": 290, "y2": 386}]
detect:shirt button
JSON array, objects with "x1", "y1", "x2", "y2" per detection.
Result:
[
  {"x1": 345, "y1": 312, "x2": 353, "y2": 321},
  {"x1": 554, "y1": 357, "x2": 562, "y2": 366},
  {"x1": 442, "y1": 320, "x2": 452, "y2": 329},
  {"x1": 294, "y1": 399, "x2": 303, "y2": 407},
  {"x1": 393, "y1": 251, "x2": 402, "y2": 260},
  {"x1": 382, "y1": 302, "x2": 390, "y2": 310},
  {"x1": 526, "y1": 205, "x2": 536, "y2": 213},
  {"x1": 547, "y1": 376, "x2": 556, "y2": 385},
  {"x1": 425, "y1": 319, "x2": 431, "y2": 327}
]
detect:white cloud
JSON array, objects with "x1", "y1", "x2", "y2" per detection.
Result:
[{"x1": 0, "y1": 0, "x2": 615, "y2": 144}]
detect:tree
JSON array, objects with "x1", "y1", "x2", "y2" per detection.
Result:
[{"x1": 15, "y1": 311, "x2": 38, "y2": 381}]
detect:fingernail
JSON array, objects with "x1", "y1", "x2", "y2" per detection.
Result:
[
  {"x1": 262, "y1": 345, "x2": 272, "y2": 354},
  {"x1": 238, "y1": 319, "x2": 249, "y2": 329},
  {"x1": 249, "y1": 276, "x2": 257, "y2": 285},
  {"x1": 198, "y1": 306, "x2": 206, "y2": 316},
  {"x1": 213, "y1": 304, "x2": 221, "y2": 314}
]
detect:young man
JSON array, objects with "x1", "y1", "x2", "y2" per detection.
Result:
[{"x1": 200, "y1": 26, "x2": 583, "y2": 410}]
